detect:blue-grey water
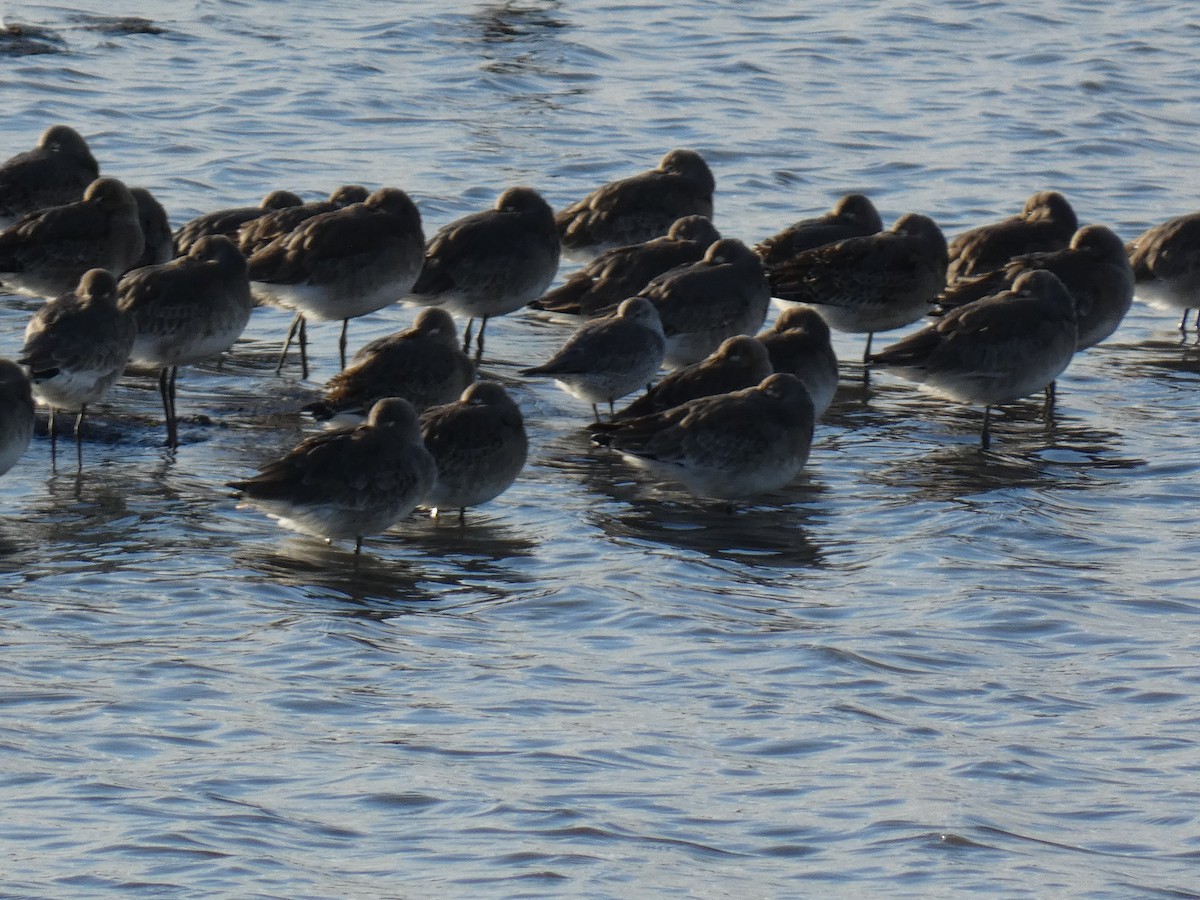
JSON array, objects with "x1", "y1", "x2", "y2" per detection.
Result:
[{"x1": 1, "y1": 2, "x2": 1198, "y2": 897}]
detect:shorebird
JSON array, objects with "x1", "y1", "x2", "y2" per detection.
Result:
[
  {"x1": 0, "y1": 358, "x2": 35, "y2": 477},
  {"x1": 608, "y1": 334, "x2": 772, "y2": 424},
  {"x1": 767, "y1": 213, "x2": 948, "y2": 362},
  {"x1": 937, "y1": 224, "x2": 1133, "y2": 351},
  {"x1": 19, "y1": 268, "x2": 134, "y2": 460},
  {"x1": 868, "y1": 269, "x2": 1078, "y2": 448},
  {"x1": 229, "y1": 396, "x2": 437, "y2": 554},
  {"x1": 556, "y1": 148, "x2": 715, "y2": 253},
  {"x1": 756, "y1": 306, "x2": 840, "y2": 418},
  {"x1": 1127, "y1": 211, "x2": 1200, "y2": 335},
  {"x1": 236, "y1": 184, "x2": 370, "y2": 257},
  {"x1": 117, "y1": 235, "x2": 253, "y2": 447},
  {"x1": 173, "y1": 189, "x2": 304, "y2": 256},
  {"x1": 0, "y1": 124, "x2": 99, "y2": 229},
  {"x1": 529, "y1": 215, "x2": 720, "y2": 317},
  {"x1": 130, "y1": 187, "x2": 173, "y2": 267},
  {"x1": 247, "y1": 186, "x2": 425, "y2": 376},
  {"x1": 755, "y1": 193, "x2": 884, "y2": 269},
  {"x1": 521, "y1": 296, "x2": 665, "y2": 420},
  {"x1": 304, "y1": 307, "x2": 475, "y2": 423},
  {"x1": 592, "y1": 372, "x2": 815, "y2": 503},
  {"x1": 0, "y1": 176, "x2": 145, "y2": 299},
  {"x1": 420, "y1": 381, "x2": 528, "y2": 521},
  {"x1": 409, "y1": 186, "x2": 559, "y2": 359},
  {"x1": 946, "y1": 190, "x2": 1078, "y2": 282}
]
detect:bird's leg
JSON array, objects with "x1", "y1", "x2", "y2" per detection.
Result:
[
  {"x1": 74, "y1": 404, "x2": 86, "y2": 470},
  {"x1": 339, "y1": 318, "x2": 349, "y2": 370},
  {"x1": 276, "y1": 312, "x2": 303, "y2": 374},
  {"x1": 48, "y1": 407, "x2": 57, "y2": 467},
  {"x1": 462, "y1": 318, "x2": 475, "y2": 354},
  {"x1": 298, "y1": 316, "x2": 309, "y2": 380},
  {"x1": 980, "y1": 405, "x2": 992, "y2": 450},
  {"x1": 161, "y1": 366, "x2": 179, "y2": 448},
  {"x1": 475, "y1": 317, "x2": 488, "y2": 361}
]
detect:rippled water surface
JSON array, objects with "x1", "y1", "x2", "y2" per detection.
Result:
[{"x1": 1, "y1": 2, "x2": 1199, "y2": 896}]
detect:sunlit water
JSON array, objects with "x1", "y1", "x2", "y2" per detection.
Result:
[{"x1": 0, "y1": 2, "x2": 1198, "y2": 896}]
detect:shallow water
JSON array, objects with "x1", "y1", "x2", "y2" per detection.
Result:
[{"x1": 1, "y1": 2, "x2": 1199, "y2": 896}]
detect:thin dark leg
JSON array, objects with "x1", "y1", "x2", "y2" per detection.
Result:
[
  {"x1": 298, "y1": 316, "x2": 309, "y2": 380},
  {"x1": 74, "y1": 404, "x2": 86, "y2": 470},
  {"x1": 474, "y1": 317, "x2": 488, "y2": 361},
  {"x1": 339, "y1": 319, "x2": 349, "y2": 370},
  {"x1": 354, "y1": 536, "x2": 363, "y2": 555},
  {"x1": 276, "y1": 312, "x2": 303, "y2": 374},
  {"x1": 591, "y1": 403, "x2": 600, "y2": 423},
  {"x1": 1180, "y1": 309, "x2": 1190, "y2": 337},
  {"x1": 457, "y1": 507, "x2": 466, "y2": 526},
  {"x1": 1043, "y1": 381, "x2": 1056, "y2": 415},
  {"x1": 161, "y1": 366, "x2": 179, "y2": 448},
  {"x1": 462, "y1": 318, "x2": 475, "y2": 354},
  {"x1": 981, "y1": 405, "x2": 992, "y2": 450},
  {"x1": 48, "y1": 407, "x2": 57, "y2": 466},
  {"x1": 608, "y1": 398, "x2": 615, "y2": 416},
  {"x1": 862, "y1": 332, "x2": 875, "y2": 364}
]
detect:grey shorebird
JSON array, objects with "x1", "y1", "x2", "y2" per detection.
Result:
[
  {"x1": 130, "y1": 187, "x2": 173, "y2": 268},
  {"x1": 556, "y1": 148, "x2": 715, "y2": 254},
  {"x1": 756, "y1": 306, "x2": 840, "y2": 419},
  {"x1": 0, "y1": 358, "x2": 35, "y2": 477},
  {"x1": 767, "y1": 213, "x2": 948, "y2": 363},
  {"x1": 0, "y1": 176, "x2": 145, "y2": 299},
  {"x1": 608, "y1": 333, "x2": 772, "y2": 424},
  {"x1": 755, "y1": 193, "x2": 884, "y2": 269},
  {"x1": 530, "y1": 215, "x2": 720, "y2": 318},
  {"x1": 229, "y1": 396, "x2": 437, "y2": 554},
  {"x1": 173, "y1": 189, "x2": 304, "y2": 256},
  {"x1": 19, "y1": 268, "x2": 134, "y2": 459},
  {"x1": 420, "y1": 381, "x2": 528, "y2": 521},
  {"x1": 247, "y1": 186, "x2": 425, "y2": 377},
  {"x1": 410, "y1": 186, "x2": 560, "y2": 360},
  {"x1": 521, "y1": 296, "x2": 665, "y2": 420},
  {"x1": 1127, "y1": 211, "x2": 1200, "y2": 335},
  {"x1": 946, "y1": 190, "x2": 1078, "y2": 282},
  {"x1": 304, "y1": 307, "x2": 475, "y2": 423},
  {"x1": 639, "y1": 237, "x2": 771, "y2": 368},
  {"x1": 937, "y1": 224, "x2": 1133, "y2": 351},
  {"x1": 0, "y1": 125, "x2": 99, "y2": 229},
  {"x1": 868, "y1": 269, "x2": 1078, "y2": 449},
  {"x1": 593, "y1": 372, "x2": 815, "y2": 503},
  {"x1": 237, "y1": 184, "x2": 370, "y2": 257},
  {"x1": 118, "y1": 235, "x2": 253, "y2": 447}
]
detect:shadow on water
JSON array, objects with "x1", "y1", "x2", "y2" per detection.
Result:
[
  {"x1": 234, "y1": 517, "x2": 538, "y2": 612},
  {"x1": 539, "y1": 427, "x2": 827, "y2": 567},
  {"x1": 867, "y1": 415, "x2": 1142, "y2": 503},
  {"x1": 233, "y1": 538, "x2": 439, "y2": 613}
]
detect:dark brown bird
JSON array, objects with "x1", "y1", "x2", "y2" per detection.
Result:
[
  {"x1": 420, "y1": 381, "x2": 528, "y2": 521},
  {"x1": 639, "y1": 238, "x2": 772, "y2": 368},
  {"x1": 529, "y1": 215, "x2": 720, "y2": 318},
  {"x1": 936, "y1": 224, "x2": 1133, "y2": 351},
  {"x1": 409, "y1": 186, "x2": 560, "y2": 359},
  {"x1": 556, "y1": 149, "x2": 715, "y2": 253},
  {"x1": 0, "y1": 125, "x2": 99, "y2": 229},
  {"x1": 0, "y1": 177, "x2": 144, "y2": 299},
  {"x1": 305, "y1": 307, "x2": 475, "y2": 423},
  {"x1": 756, "y1": 306, "x2": 839, "y2": 418},
  {"x1": 237, "y1": 184, "x2": 370, "y2": 257},
  {"x1": 946, "y1": 190, "x2": 1078, "y2": 282},
  {"x1": 173, "y1": 189, "x2": 304, "y2": 256},
  {"x1": 607, "y1": 334, "x2": 772, "y2": 424},
  {"x1": 754, "y1": 193, "x2": 883, "y2": 269},
  {"x1": 118, "y1": 235, "x2": 253, "y2": 447},
  {"x1": 1126, "y1": 211, "x2": 1200, "y2": 334},
  {"x1": 767, "y1": 213, "x2": 949, "y2": 362}
]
